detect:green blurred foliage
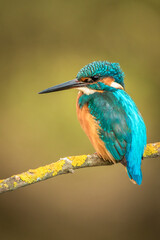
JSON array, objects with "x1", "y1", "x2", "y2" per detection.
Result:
[{"x1": 0, "y1": 0, "x2": 160, "y2": 240}]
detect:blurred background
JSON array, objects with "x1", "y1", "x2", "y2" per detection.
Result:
[{"x1": 0, "y1": 0, "x2": 160, "y2": 239}]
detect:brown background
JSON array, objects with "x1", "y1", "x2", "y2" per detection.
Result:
[{"x1": 0, "y1": 0, "x2": 160, "y2": 240}]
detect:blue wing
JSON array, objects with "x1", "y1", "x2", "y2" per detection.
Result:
[{"x1": 87, "y1": 90, "x2": 147, "y2": 185}]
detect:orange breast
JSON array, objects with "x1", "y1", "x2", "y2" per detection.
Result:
[{"x1": 76, "y1": 92, "x2": 115, "y2": 162}]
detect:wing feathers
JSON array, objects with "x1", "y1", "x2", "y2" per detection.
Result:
[{"x1": 88, "y1": 91, "x2": 131, "y2": 161}]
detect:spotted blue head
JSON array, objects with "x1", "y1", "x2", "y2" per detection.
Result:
[{"x1": 39, "y1": 61, "x2": 125, "y2": 94}]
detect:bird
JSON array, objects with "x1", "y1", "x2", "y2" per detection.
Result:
[{"x1": 39, "y1": 61, "x2": 147, "y2": 185}]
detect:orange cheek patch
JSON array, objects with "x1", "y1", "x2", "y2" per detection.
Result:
[
  {"x1": 101, "y1": 77, "x2": 123, "y2": 90},
  {"x1": 101, "y1": 77, "x2": 114, "y2": 86}
]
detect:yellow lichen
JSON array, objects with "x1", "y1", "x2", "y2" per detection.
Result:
[
  {"x1": 19, "y1": 172, "x2": 35, "y2": 184},
  {"x1": 4, "y1": 183, "x2": 8, "y2": 189},
  {"x1": 16, "y1": 161, "x2": 65, "y2": 184},
  {"x1": 13, "y1": 182, "x2": 17, "y2": 188},
  {"x1": 52, "y1": 160, "x2": 65, "y2": 176},
  {"x1": 19, "y1": 163, "x2": 55, "y2": 184},
  {"x1": 68, "y1": 155, "x2": 87, "y2": 167},
  {"x1": 143, "y1": 143, "x2": 160, "y2": 157},
  {"x1": 0, "y1": 180, "x2": 4, "y2": 184}
]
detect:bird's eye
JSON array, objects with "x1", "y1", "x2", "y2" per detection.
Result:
[
  {"x1": 87, "y1": 78, "x2": 94, "y2": 83},
  {"x1": 83, "y1": 78, "x2": 93, "y2": 83},
  {"x1": 83, "y1": 76, "x2": 99, "y2": 83},
  {"x1": 91, "y1": 75, "x2": 99, "y2": 81}
]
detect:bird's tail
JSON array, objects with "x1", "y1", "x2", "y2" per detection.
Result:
[{"x1": 125, "y1": 167, "x2": 142, "y2": 185}]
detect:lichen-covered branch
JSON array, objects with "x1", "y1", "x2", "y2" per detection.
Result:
[{"x1": 0, "y1": 142, "x2": 160, "y2": 194}]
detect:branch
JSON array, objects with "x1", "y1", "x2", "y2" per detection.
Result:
[{"x1": 0, "y1": 142, "x2": 160, "y2": 194}]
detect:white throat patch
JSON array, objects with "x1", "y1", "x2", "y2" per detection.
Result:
[
  {"x1": 110, "y1": 81, "x2": 123, "y2": 89},
  {"x1": 77, "y1": 87, "x2": 96, "y2": 95}
]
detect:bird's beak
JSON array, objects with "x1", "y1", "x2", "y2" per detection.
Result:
[{"x1": 38, "y1": 78, "x2": 87, "y2": 94}]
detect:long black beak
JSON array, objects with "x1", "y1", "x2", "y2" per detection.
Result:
[{"x1": 38, "y1": 79, "x2": 86, "y2": 94}]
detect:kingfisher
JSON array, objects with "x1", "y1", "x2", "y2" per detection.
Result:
[{"x1": 39, "y1": 61, "x2": 147, "y2": 185}]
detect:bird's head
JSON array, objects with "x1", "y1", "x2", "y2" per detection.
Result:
[{"x1": 39, "y1": 61, "x2": 125, "y2": 95}]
